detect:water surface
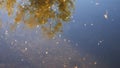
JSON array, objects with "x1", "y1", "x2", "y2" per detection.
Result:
[{"x1": 0, "y1": 0, "x2": 120, "y2": 68}]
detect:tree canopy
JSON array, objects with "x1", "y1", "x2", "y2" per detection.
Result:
[{"x1": 0, "y1": 0, "x2": 75, "y2": 38}]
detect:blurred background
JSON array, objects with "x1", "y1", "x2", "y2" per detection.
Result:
[{"x1": 0, "y1": 0, "x2": 120, "y2": 68}]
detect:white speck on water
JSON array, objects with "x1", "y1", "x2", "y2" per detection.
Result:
[
  {"x1": 94, "y1": 61, "x2": 97, "y2": 65},
  {"x1": 14, "y1": 40, "x2": 17, "y2": 42},
  {"x1": 5, "y1": 30, "x2": 8, "y2": 35},
  {"x1": 25, "y1": 41, "x2": 28, "y2": 44},
  {"x1": 68, "y1": 57, "x2": 72, "y2": 60},
  {"x1": 63, "y1": 38, "x2": 67, "y2": 42},
  {"x1": 104, "y1": 10, "x2": 108, "y2": 19},
  {"x1": 68, "y1": 40, "x2": 71, "y2": 43},
  {"x1": 98, "y1": 40, "x2": 104, "y2": 48},
  {"x1": 45, "y1": 51, "x2": 48, "y2": 54},
  {"x1": 52, "y1": 37, "x2": 55, "y2": 40},
  {"x1": 74, "y1": 65, "x2": 78, "y2": 68},
  {"x1": 56, "y1": 41, "x2": 59, "y2": 45},
  {"x1": 24, "y1": 47, "x2": 28, "y2": 51},
  {"x1": 84, "y1": 24, "x2": 87, "y2": 27},
  {"x1": 91, "y1": 23, "x2": 94, "y2": 26},
  {"x1": 95, "y1": 2, "x2": 100, "y2": 6},
  {"x1": 37, "y1": 25, "x2": 40, "y2": 28},
  {"x1": 58, "y1": 34, "x2": 62, "y2": 38}
]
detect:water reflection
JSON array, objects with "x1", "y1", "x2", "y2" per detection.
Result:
[
  {"x1": 0, "y1": 0, "x2": 108, "y2": 68},
  {"x1": 0, "y1": 31, "x2": 97, "y2": 68},
  {"x1": 0, "y1": 0, "x2": 74, "y2": 38}
]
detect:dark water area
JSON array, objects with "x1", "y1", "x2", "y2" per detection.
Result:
[
  {"x1": 0, "y1": 0, "x2": 120, "y2": 68},
  {"x1": 63, "y1": 0, "x2": 120, "y2": 68}
]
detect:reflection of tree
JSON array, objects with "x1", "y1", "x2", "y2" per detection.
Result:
[{"x1": 0, "y1": 0, "x2": 75, "y2": 38}]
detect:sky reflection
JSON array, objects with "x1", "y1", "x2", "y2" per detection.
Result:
[{"x1": 0, "y1": 0, "x2": 120, "y2": 68}]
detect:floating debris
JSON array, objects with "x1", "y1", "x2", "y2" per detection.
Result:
[
  {"x1": 24, "y1": 47, "x2": 28, "y2": 51},
  {"x1": 58, "y1": 34, "x2": 62, "y2": 38},
  {"x1": 45, "y1": 51, "x2": 48, "y2": 55},
  {"x1": 104, "y1": 10, "x2": 108, "y2": 19},
  {"x1": 84, "y1": 24, "x2": 87, "y2": 27},
  {"x1": 56, "y1": 41, "x2": 59, "y2": 45},
  {"x1": 63, "y1": 38, "x2": 67, "y2": 42},
  {"x1": 91, "y1": 23, "x2": 94, "y2": 26},
  {"x1": 24, "y1": 41, "x2": 28, "y2": 44},
  {"x1": 95, "y1": 2, "x2": 100, "y2": 6},
  {"x1": 4, "y1": 30, "x2": 8, "y2": 35},
  {"x1": 74, "y1": 65, "x2": 78, "y2": 68},
  {"x1": 94, "y1": 61, "x2": 97, "y2": 65}
]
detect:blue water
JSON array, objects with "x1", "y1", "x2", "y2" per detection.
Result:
[
  {"x1": 0, "y1": 0, "x2": 120, "y2": 68},
  {"x1": 63, "y1": 0, "x2": 120, "y2": 68}
]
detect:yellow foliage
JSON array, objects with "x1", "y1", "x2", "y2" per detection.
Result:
[{"x1": 0, "y1": 0, "x2": 75, "y2": 38}]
